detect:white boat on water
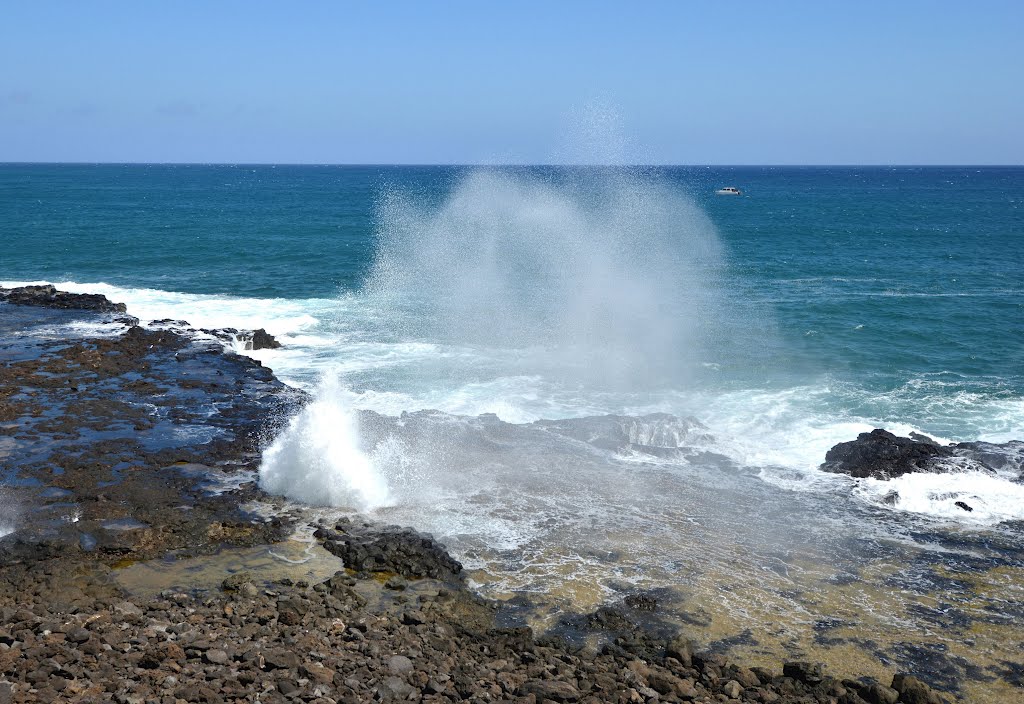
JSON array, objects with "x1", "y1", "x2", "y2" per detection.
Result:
[{"x1": 715, "y1": 186, "x2": 742, "y2": 195}]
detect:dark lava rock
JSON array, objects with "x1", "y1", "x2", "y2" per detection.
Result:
[
  {"x1": 240, "y1": 328, "x2": 282, "y2": 350},
  {"x1": 821, "y1": 429, "x2": 954, "y2": 479},
  {"x1": 318, "y1": 522, "x2": 462, "y2": 581},
  {"x1": 624, "y1": 592, "x2": 657, "y2": 611},
  {"x1": 952, "y1": 439, "x2": 1024, "y2": 474},
  {"x1": 783, "y1": 661, "x2": 824, "y2": 684},
  {"x1": 0, "y1": 284, "x2": 127, "y2": 314},
  {"x1": 954, "y1": 501, "x2": 973, "y2": 512},
  {"x1": 262, "y1": 648, "x2": 301, "y2": 671}
]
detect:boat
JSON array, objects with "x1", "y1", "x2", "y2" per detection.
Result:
[{"x1": 715, "y1": 186, "x2": 742, "y2": 195}]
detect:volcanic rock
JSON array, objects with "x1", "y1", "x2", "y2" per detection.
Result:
[
  {"x1": 317, "y1": 522, "x2": 462, "y2": 581},
  {"x1": 0, "y1": 284, "x2": 128, "y2": 314},
  {"x1": 821, "y1": 429, "x2": 954, "y2": 479},
  {"x1": 238, "y1": 328, "x2": 282, "y2": 350}
]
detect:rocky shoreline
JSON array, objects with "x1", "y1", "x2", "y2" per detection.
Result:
[{"x1": 0, "y1": 286, "x2": 951, "y2": 703}]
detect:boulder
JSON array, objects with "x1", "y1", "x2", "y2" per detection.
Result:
[
  {"x1": 891, "y1": 674, "x2": 943, "y2": 704},
  {"x1": 821, "y1": 430, "x2": 954, "y2": 479},
  {"x1": 237, "y1": 328, "x2": 282, "y2": 351},
  {"x1": 782, "y1": 661, "x2": 824, "y2": 684}
]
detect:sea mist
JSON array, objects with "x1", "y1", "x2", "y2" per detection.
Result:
[{"x1": 259, "y1": 166, "x2": 739, "y2": 509}]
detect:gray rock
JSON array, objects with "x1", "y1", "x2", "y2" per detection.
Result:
[
  {"x1": 861, "y1": 682, "x2": 899, "y2": 704},
  {"x1": 204, "y1": 649, "x2": 230, "y2": 665},
  {"x1": 722, "y1": 679, "x2": 743, "y2": 698},
  {"x1": 388, "y1": 654, "x2": 414, "y2": 675},
  {"x1": 378, "y1": 675, "x2": 417, "y2": 700},
  {"x1": 66, "y1": 627, "x2": 91, "y2": 644}
]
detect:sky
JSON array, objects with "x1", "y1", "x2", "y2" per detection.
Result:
[{"x1": 1, "y1": 1, "x2": 1022, "y2": 165}]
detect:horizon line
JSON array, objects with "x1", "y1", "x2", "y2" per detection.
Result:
[{"x1": 2, "y1": 161, "x2": 1024, "y2": 168}]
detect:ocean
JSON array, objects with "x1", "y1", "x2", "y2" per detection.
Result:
[{"x1": 2, "y1": 163, "x2": 1023, "y2": 695}]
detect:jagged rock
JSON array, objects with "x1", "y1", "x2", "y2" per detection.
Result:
[
  {"x1": 262, "y1": 648, "x2": 301, "y2": 671},
  {"x1": 238, "y1": 328, "x2": 282, "y2": 350},
  {"x1": 0, "y1": 284, "x2": 128, "y2": 314},
  {"x1": 319, "y1": 523, "x2": 462, "y2": 581},
  {"x1": 821, "y1": 429, "x2": 954, "y2": 479}
]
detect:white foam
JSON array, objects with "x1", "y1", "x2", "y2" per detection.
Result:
[
  {"x1": 0, "y1": 491, "x2": 16, "y2": 537},
  {"x1": 259, "y1": 375, "x2": 391, "y2": 511},
  {"x1": 1, "y1": 278, "x2": 335, "y2": 385},
  {"x1": 854, "y1": 469, "x2": 1024, "y2": 525}
]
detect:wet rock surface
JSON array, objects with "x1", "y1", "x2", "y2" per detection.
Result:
[
  {"x1": 821, "y1": 430, "x2": 955, "y2": 479},
  {"x1": 0, "y1": 284, "x2": 130, "y2": 316},
  {"x1": 821, "y1": 429, "x2": 1021, "y2": 480},
  {"x1": 0, "y1": 296, "x2": 305, "y2": 564},
  {"x1": 316, "y1": 519, "x2": 464, "y2": 582},
  {"x1": 0, "y1": 291, "x2": 958, "y2": 703}
]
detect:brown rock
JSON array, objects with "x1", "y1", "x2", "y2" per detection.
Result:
[
  {"x1": 521, "y1": 680, "x2": 581, "y2": 702},
  {"x1": 891, "y1": 674, "x2": 942, "y2": 704}
]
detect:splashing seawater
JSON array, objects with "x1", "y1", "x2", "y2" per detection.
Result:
[
  {"x1": 258, "y1": 166, "x2": 757, "y2": 508},
  {"x1": 365, "y1": 168, "x2": 731, "y2": 386},
  {"x1": 259, "y1": 375, "x2": 390, "y2": 510}
]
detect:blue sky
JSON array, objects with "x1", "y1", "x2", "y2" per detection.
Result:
[{"x1": 2, "y1": 1, "x2": 1021, "y2": 164}]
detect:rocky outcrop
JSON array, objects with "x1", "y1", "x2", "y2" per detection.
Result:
[
  {"x1": 315, "y1": 518, "x2": 463, "y2": 581},
  {"x1": 0, "y1": 284, "x2": 128, "y2": 314},
  {"x1": 246, "y1": 328, "x2": 282, "y2": 350},
  {"x1": 822, "y1": 429, "x2": 1024, "y2": 481},
  {"x1": 821, "y1": 429, "x2": 956, "y2": 479},
  {"x1": 0, "y1": 297, "x2": 305, "y2": 567}
]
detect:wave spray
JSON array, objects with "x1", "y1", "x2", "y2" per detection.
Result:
[{"x1": 259, "y1": 165, "x2": 745, "y2": 508}]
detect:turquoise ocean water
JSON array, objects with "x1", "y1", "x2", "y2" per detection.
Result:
[{"x1": 3, "y1": 164, "x2": 1021, "y2": 434}]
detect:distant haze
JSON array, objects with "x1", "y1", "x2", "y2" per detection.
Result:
[{"x1": 1, "y1": 1, "x2": 1021, "y2": 165}]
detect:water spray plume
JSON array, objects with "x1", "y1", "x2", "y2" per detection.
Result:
[
  {"x1": 367, "y1": 167, "x2": 726, "y2": 389},
  {"x1": 259, "y1": 375, "x2": 390, "y2": 510},
  {"x1": 260, "y1": 163, "x2": 741, "y2": 508}
]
